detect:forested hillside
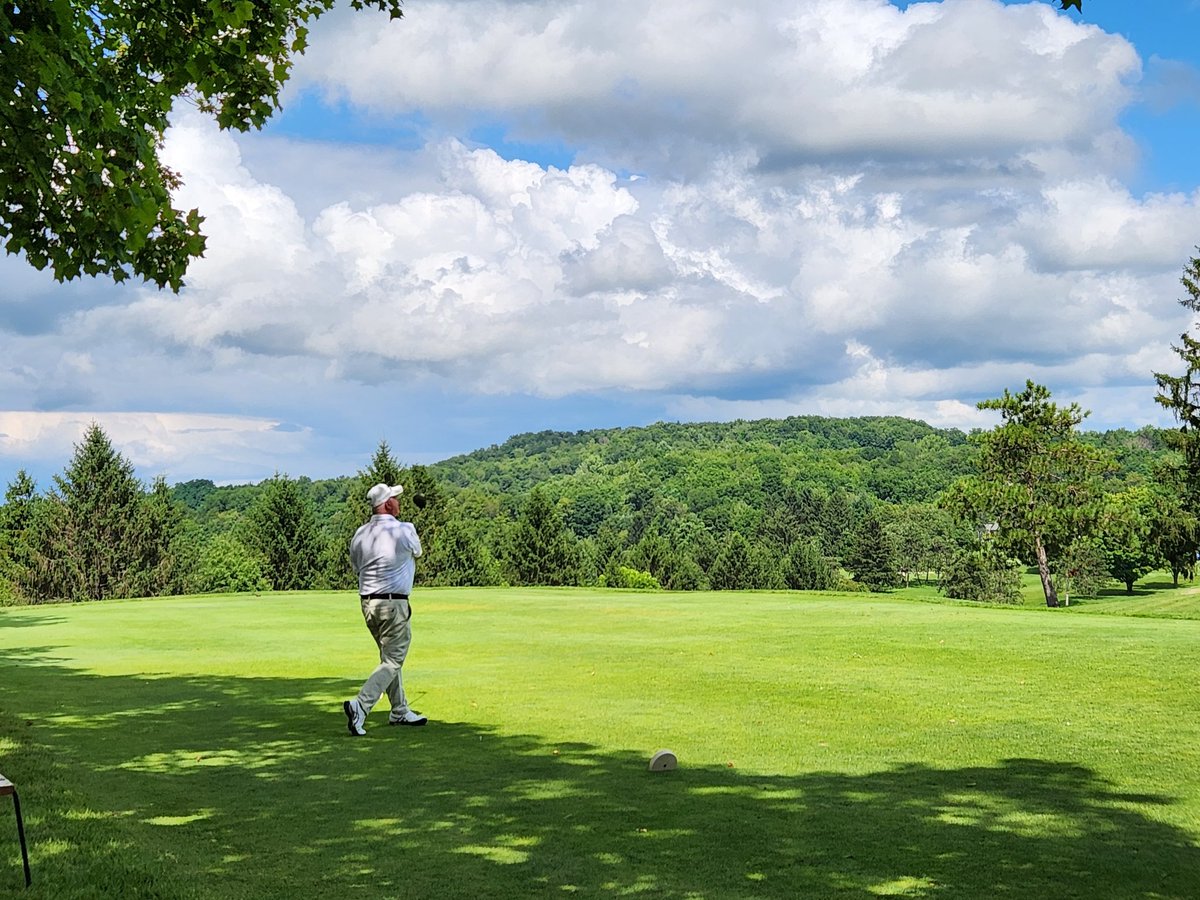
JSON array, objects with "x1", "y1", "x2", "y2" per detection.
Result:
[
  {"x1": 436, "y1": 417, "x2": 974, "y2": 504},
  {"x1": 0, "y1": 414, "x2": 1181, "y2": 604}
]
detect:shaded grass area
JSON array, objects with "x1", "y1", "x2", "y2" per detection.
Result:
[{"x1": 1, "y1": 590, "x2": 1199, "y2": 898}]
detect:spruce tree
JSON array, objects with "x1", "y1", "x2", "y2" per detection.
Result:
[
  {"x1": 37, "y1": 424, "x2": 147, "y2": 601},
  {"x1": 401, "y1": 464, "x2": 447, "y2": 584},
  {"x1": 127, "y1": 477, "x2": 190, "y2": 597},
  {"x1": 504, "y1": 488, "x2": 580, "y2": 586},
  {"x1": 708, "y1": 533, "x2": 755, "y2": 590},
  {"x1": 430, "y1": 518, "x2": 502, "y2": 586},
  {"x1": 0, "y1": 470, "x2": 39, "y2": 601},
  {"x1": 783, "y1": 538, "x2": 837, "y2": 591},
  {"x1": 846, "y1": 512, "x2": 900, "y2": 592},
  {"x1": 244, "y1": 474, "x2": 321, "y2": 591}
]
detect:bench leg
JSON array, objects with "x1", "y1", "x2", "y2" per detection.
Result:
[{"x1": 11, "y1": 790, "x2": 30, "y2": 888}]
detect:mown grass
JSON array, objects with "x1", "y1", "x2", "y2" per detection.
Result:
[{"x1": 0, "y1": 587, "x2": 1198, "y2": 898}]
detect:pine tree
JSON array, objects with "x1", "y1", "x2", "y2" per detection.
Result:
[
  {"x1": 942, "y1": 381, "x2": 1112, "y2": 606},
  {"x1": 1153, "y1": 252, "x2": 1200, "y2": 571},
  {"x1": 244, "y1": 474, "x2": 321, "y2": 591},
  {"x1": 34, "y1": 424, "x2": 148, "y2": 601}
]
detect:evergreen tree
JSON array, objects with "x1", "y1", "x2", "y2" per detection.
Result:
[
  {"x1": 783, "y1": 538, "x2": 837, "y2": 591},
  {"x1": 845, "y1": 511, "x2": 900, "y2": 592},
  {"x1": 628, "y1": 530, "x2": 706, "y2": 590},
  {"x1": 33, "y1": 424, "x2": 148, "y2": 601},
  {"x1": 709, "y1": 533, "x2": 757, "y2": 590},
  {"x1": 820, "y1": 490, "x2": 855, "y2": 560},
  {"x1": 940, "y1": 547, "x2": 1023, "y2": 604},
  {"x1": 942, "y1": 381, "x2": 1112, "y2": 607},
  {"x1": 579, "y1": 520, "x2": 629, "y2": 584},
  {"x1": 126, "y1": 476, "x2": 191, "y2": 598},
  {"x1": 1154, "y1": 252, "x2": 1200, "y2": 569},
  {"x1": 1053, "y1": 538, "x2": 1111, "y2": 605},
  {"x1": 0, "y1": 470, "x2": 40, "y2": 602},
  {"x1": 244, "y1": 473, "x2": 321, "y2": 591},
  {"x1": 628, "y1": 532, "x2": 671, "y2": 581},
  {"x1": 428, "y1": 517, "x2": 502, "y2": 586},
  {"x1": 401, "y1": 463, "x2": 448, "y2": 585},
  {"x1": 504, "y1": 488, "x2": 581, "y2": 586}
]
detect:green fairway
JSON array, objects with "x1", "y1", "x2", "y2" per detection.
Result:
[{"x1": 1, "y1": 589, "x2": 1198, "y2": 898}]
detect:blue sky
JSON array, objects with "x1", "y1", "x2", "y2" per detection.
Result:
[{"x1": 3, "y1": 0, "x2": 1200, "y2": 488}]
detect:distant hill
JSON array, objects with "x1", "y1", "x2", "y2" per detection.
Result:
[
  {"x1": 431, "y1": 416, "x2": 978, "y2": 506},
  {"x1": 175, "y1": 417, "x2": 1173, "y2": 537}
]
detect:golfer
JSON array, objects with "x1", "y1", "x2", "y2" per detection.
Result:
[{"x1": 343, "y1": 482, "x2": 427, "y2": 735}]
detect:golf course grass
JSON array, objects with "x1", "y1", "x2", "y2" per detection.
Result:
[{"x1": 1, "y1": 587, "x2": 1198, "y2": 898}]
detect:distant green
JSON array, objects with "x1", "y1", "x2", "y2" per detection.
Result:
[{"x1": 1, "y1": 588, "x2": 1198, "y2": 898}]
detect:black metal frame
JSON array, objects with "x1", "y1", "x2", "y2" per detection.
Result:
[{"x1": 0, "y1": 776, "x2": 31, "y2": 888}]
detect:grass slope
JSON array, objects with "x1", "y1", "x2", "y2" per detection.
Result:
[{"x1": 1, "y1": 589, "x2": 1198, "y2": 899}]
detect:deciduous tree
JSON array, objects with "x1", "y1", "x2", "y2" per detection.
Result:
[
  {"x1": 1, "y1": 0, "x2": 403, "y2": 289},
  {"x1": 191, "y1": 532, "x2": 269, "y2": 594},
  {"x1": 1097, "y1": 487, "x2": 1163, "y2": 595}
]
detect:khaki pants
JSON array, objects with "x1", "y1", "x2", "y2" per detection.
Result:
[{"x1": 355, "y1": 596, "x2": 413, "y2": 717}]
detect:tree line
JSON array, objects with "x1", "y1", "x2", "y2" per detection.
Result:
[{"x1": 0, "y1": 396, "x2": 1191, "y2": 606}]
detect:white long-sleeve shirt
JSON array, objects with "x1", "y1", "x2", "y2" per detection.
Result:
[{"x1": 349, "y1": 515, "x2": 422, "y2": 596}]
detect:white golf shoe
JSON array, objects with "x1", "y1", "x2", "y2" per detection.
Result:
[
  {"x1": 343, "y1": 699, "x2": 366, "y2": 736},
  {"x1": 388, "y1": 709, "x2": 428, "y2": 726}
]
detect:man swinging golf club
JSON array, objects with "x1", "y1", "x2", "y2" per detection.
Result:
[{"x1": 343, "y1": 482, "x2": 427, "y2": 735}]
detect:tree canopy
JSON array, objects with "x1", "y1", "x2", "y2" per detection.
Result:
[
  {"x1": 1, "y1": 0, "x2": 402, "y2": 290},
  {"x1": 942, "y1": 382, "x2": 1113, "y2": 607}
]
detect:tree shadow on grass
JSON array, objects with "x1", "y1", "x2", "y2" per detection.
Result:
[
  {"x1": 0, "y1": 612, "x2": 67, "y2": 630},
  {"x1": 0, "y1": 654, "x2": 1197, "y2": 899}
]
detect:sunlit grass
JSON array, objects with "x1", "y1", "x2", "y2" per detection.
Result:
[{"x1": 1, "y1": 587, "x2": 1198, "y2": 898}]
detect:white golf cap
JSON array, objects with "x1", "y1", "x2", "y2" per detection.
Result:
[{"x1": 366, "y1": 483, "x2": 403, "y2": 508}]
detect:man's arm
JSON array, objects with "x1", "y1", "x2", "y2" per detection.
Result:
[{"x1": 403, "y1": 522, "x2": 423, "y2": 558}]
